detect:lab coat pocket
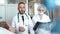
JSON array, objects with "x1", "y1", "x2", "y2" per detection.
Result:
[
  {"x1": 24, "y1": 19, "x2": 29, "y2": 26},
  {"x1": 24, "y1": 25, "x2": 28, "y2": 33},
  {"x1": 24, "y1": 19, "x2": 29, "y2": 32}
]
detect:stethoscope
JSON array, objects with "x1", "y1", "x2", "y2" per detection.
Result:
[{"x1": 17, "y1": 12, "x2": 29, "y2": 22}]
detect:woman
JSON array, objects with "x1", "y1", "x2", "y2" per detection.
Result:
[{"x1": 32, "y1": 4, "x2": 51, "y2": 34}]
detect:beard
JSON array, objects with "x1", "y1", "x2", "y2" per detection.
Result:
[{"x1": 19, "y1": 10, "x2": 25, "y2": 14}]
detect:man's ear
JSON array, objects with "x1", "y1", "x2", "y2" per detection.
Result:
[{"x1": 17, "y1": 6, "x2": 19, "y2": 10}]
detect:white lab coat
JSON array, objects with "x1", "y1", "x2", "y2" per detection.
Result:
[
  {"x1": 0, "y1": 27, "x2": 15, "y2": 34},
  {"x1": 32, "y1": 14, "x2": 51, "y2": 34},
  {"x1": 12, "y1": 13, "x2": 35, "y2": 34}
]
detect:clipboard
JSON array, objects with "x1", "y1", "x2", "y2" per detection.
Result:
[{"x1": 33, "y1": 22, "x2": 41, "y2": 31}]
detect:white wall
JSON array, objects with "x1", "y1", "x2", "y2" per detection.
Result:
[
  {"x1": 5, "y1": 4, "x2": 18, "y2": 24},
  {"x1": 34, "y1": 3, "x2": 39, "y2": 15},
  {"x1": 0, "y1": 5, "x2": 5, "y2": 21}
]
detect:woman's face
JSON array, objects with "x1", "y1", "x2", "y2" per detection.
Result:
[{"x1": 38, "y1": 7, "x2": 45, "y2": 15}]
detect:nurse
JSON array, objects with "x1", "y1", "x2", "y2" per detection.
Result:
[
  {"x1": 32, "y1": 4, "x2": 51, "y2": 34},
  {"x1": 12, "y1": 2, "x2": 35, "y2": 34}
]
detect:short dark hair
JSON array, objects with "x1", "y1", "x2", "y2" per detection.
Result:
[{"x1": 18, "y1": 2, "x2": 25, "y2": 6}]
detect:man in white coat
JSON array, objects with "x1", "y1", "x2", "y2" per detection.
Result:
[
  {"x1": 12, "y1": 2, "x2": 35, "y2": 34},
  {"x1": 32, "y1": 4, "x2": 51, "y2": 34}
]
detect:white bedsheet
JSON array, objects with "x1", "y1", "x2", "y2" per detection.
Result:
[{"x1": 0, "y1": 27, "x2": 15, "y2": 34}]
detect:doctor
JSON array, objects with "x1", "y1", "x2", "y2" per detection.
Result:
[
  {"x1": 12, "y1": 2, "x2": 35, "y2": 34},
  {"x1": 32, "y1": 4, "x2": 51, "y2": 34}
]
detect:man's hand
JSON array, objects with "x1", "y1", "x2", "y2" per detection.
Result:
[{"x1": 19, "y1": 27, "x2": 25, "y2": 32}]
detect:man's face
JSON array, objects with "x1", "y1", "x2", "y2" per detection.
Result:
[
  {"x1": 18, "y1": 4, "x2": 25, "y2": 14},
  {"x1": 38, "y1": 7, "x2": 45, "y2": 15}
]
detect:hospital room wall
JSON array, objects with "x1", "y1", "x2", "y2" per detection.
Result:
[
  {"x1": 5, "y1": 4, "x2": 18, "y2": 24},
  {"x1": 0, "y1": 4, "x2": 19, "y2": 24},
  {"x1": 0, "y1": 5, "x2": 5, "y2": 21}
]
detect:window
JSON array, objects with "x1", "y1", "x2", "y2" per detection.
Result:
[
  {"x1": 0, "y1": 0, "x2": 5, "y2": 4},
  {"x1": 7, "y1": 0, "x2": 26, "y2": 4}
]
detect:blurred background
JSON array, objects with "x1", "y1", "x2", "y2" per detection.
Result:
[{"x1": 0, "y1": 0, "x2": 60, "y2": 34}]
